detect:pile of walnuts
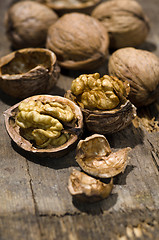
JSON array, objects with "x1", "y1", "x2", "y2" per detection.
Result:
[
  {"x1": 2, "y1": 0, "x2": 159, "y2": 203},
  {"x1": 3, "y1": 0, "x2": 159, "y2": 107}
]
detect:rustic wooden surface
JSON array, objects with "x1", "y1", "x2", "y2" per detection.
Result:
[{"x1": 0, "y1": 0, "x2": 159, "y2": 239}]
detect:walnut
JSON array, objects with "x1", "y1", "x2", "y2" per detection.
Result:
[
  {"x1": 70, "y1": 72, "x2": 128, "y2": 110},
  {"x1": 75, "y1": 134, "x2": 131, "y2": 178},
  {"x1": 15, "y1": 99, "x2": 75, "y2": 148},
  {"x1": 68, "y1": 168, "x2": 113, "y2": 202},
  {"x1": 92, "y1": 0, "x2": 150, "y2": 49},
  {"x1": 65, "y1": 73, "x2": 136, "y2": 134},
  {"x1": 4, "y1": 95, "x2": 83, "y2": 158},
  {"x1": 108, "y1": 47, "x2": 159, "y2": 107},
  {"x1": 5, "y1": 1, "x2": 58, "y2": 49},
  {"x1": 45, "y1": 0, "x2": 102, "y2": 16},
  {"x1": 46, "y1": 13, "x2": 109, "y2": 70},
  {"x1": 0, "y1": 48, "x2": 60, "y2": 99}
]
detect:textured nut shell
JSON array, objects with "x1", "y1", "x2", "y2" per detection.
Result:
[
  {"x1": 76, "y1": 134, "x2": 131, "y2": 178},
  {"x1": 76, "y1": 134, "x2": 111, "y2": 159},
  {"x1": 65, "y1": 90, "x2": 136, "y2": 134},
  {"x1": 46, "y1": 0, "x2": 101, "y2": 15},
  {"x1": 108, "y1": 47, "x2": 159, "y2": 107},
  {"x1": 5, "y1": 1, "x2": 58, "y2": 49},
  {"x1": 0, "y1": 48, "x2": 60, "y2": 99},
  {"x1": 68, "y1": 168, "x2": 113, "y2": 202},
  {"x1": 46, "y1": 13, "x2": 109, "y2": 70},
  {"x1": 4, "y1": 95, "x2": 83, "y2": 158},
  {"x1": 92, "y1": 0, "x2": 150, "y2": 49},
  {"x1": 76, "y1": 147, "x2": 131, "y2": 178}
]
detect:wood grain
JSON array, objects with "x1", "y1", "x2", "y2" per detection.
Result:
[{"x1": 0, "y1": 0, "x2": 159, "y2": 239}]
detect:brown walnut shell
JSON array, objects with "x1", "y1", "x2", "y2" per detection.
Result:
[
  {"x1": 65, "y1": 90, "x2": 136, "y2": 134},
  {"x1": 46, "y1": 12, "x2": 109, "y2": 70},
  {"x1": 0, "y1": 48, "x2": 60, "y2": 99},
  {"x1": 45, "y1": 0, "x2": 101, "y2": 16},
  {"x1": 108, "y1": 47, "x2": 159, "y2": 107},
  {"x1": 68, "y1": 168, "x2": 113, "y2": 202},
  {"x1": 4, "y1": 95, "x2": 83, "y2": 158},
  {"x1": 92, "y1": 0, "x2": 150, "y2": 49},
  {"x1": 76, "y1": 134, "x2": 131, "y2": 178},
  {"x1": 5, "y1": 1, "x2": 58, "y2": 49}
]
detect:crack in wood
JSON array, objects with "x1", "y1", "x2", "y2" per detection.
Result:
[
  {"x1": 151, "y1": 151, "x2": 159, "y2": 173},
  {"x1": 25, "y1": 159, "x2": 44, "y2": 239},
  {"x1": 39, "y1": 212, "x2": 81, "y2": 218},
  {"x1": 147, "y1": 139, "x2": 159, "y2": 173}
]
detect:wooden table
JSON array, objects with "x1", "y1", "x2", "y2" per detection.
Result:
[{"x1": 0, "y1": 0, "x2": 159, "y2": 239}]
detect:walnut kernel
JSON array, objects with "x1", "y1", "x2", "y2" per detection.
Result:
[
  {"x1": 65, "y1": 73, "x2": 136, "y2": 134},
  {"x1": 4, "y1": 95, "x2": 83, "y2": 157}
]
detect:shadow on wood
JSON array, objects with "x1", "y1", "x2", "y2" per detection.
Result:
[
  {"x1": 11, "y1": 140, "x2": 79, "y2": 169},
  {"x1": 72, "y1": 193, "x2": 118, "y2": 215}
]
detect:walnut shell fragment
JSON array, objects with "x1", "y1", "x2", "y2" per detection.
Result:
[
  {"x1": 4, "y1": 95, "x2": 83, "y2": 158},
  {"x1": 0, "y1": 48, "x2": 60, "y2": 99},
  {"x1": 76, "y1": 134, "x2": 131, "y2": 178},
  {"x1": 45, "y1": 0, "x2": 101, "y2": 15},
  {"x1": 108, "y1": 47, "x2": 159, "y2": 107},
  {"x1": 65, "y1": 73, "x2": 136, "y2": 134},
  {"x1": 5, "y1": 1, "x2": 58, "y2": 49},
  {"x1": 46, "y1": 13, "x2": 109, "y2": 70},
  {"x1": 68, "y1": 168, "x2": 113, "y2": 202},
  {"x1": 92, "y1": 0, "x2": 150, "y2": 49},
  {"x1": 76, "y1": 134, "x2": 111, "y2": 159}
]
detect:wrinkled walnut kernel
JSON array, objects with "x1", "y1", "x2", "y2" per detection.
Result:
[
  {"x1": 16, "y1": 99, "x2": 74, "y2": 148},
  {"x1": 71, "y1": 73, "x2": 127, "y2": 110}
]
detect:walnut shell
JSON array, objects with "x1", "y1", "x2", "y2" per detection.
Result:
[
  {"x1": 45, "y1": 0, "x2": 102, "y2": 16},
  {"x1": 46, "y1": 13, "x2": 109, "y2": 70},
  {"x1": 65, "y1": 90, "x2": 136, "y2": 134},
  {"x1": 0, "y1": 48, "x2": 60, "y2": 99},
  {"x1": 4, "y1": 95, "x2": 83, "y2": 158},
  {"x1": 5, "y1": 1, "x2": 58, "y2": 49},
  {"x1": 68, "y1": 168, "x2": 113, "y2": 202},
  {"x1": 76, "y1": 134, "x2": 131, "y2": 178},
  {"x1": 92, "y1": 0, "x2": 150, "y2": 49},
  {"x1": 108, "y1": 47, "x2": 159, "y2": 107}
]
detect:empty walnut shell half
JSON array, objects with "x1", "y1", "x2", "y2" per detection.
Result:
[
  {"x1": 92, "y1": 0, "x2": 150, "y2": 49},
  {"x1": 0, "y1": 48, "x2": 60, "y2": 99},
  {"x1": 65, "y1": 73, "x2": 136, "y2": 134},
  {"x1": 45, "y1": 0, "x2": 101, "y2": 16},
  {"x1": 4, "y1": 95, "x2": 83, "y2": 158},
  {"x1": 46, "y1": 13, "x2": 109, "y2": 70},
  {"x1": 68, "y1": 168, "x2": 113, "y2": 202},
  {"x1": 76, "y1": 134, "x2": 131, "y2": 178},
  {"x1": 108, "y1": 47, "x2": 159, "y2": 107},
  {"x1": 5, "y1": 1, "x2": 58, "y2": 49}
]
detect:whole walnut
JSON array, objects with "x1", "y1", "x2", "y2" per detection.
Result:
[
  {"x1": 46, "y1": 13, "x2": 109, "y2": 70},
  {"x1": 5, "y1": 1, "x2": 58, "y2": 49},
  {"x1": 108, "y1": 47, "x2": 159, "y2": 107},
  {"x1": 92, "y1": 0, "x2": 150, "y2": 49},
  {"x1": 45, "y1": 0, "x2": 102, "y2": 16}
]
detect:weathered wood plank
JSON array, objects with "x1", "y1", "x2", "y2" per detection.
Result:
[
  {"x1": 0, "y1": 0, "x2": 159, "y2": 239},
  {"x1": 0, "y1": 209, "x2": 158, "y2": 240},
  {"x1": 0, "y1": 100, "x2": 36, "y2": 215},
  {"x1": 0, "y1": 214, "x2": 41, "y2": 240}
]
